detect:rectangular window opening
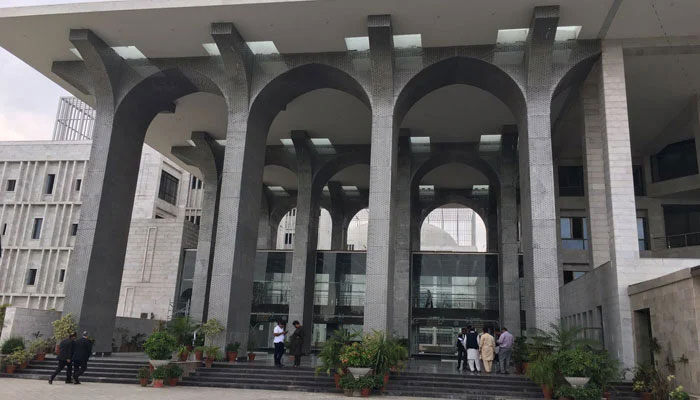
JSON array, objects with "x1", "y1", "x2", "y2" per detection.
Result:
[
  {"x1": 158, "y1": 170, "x2": 179, "y2": 205},
  {"x1": 2, "y1": 223, "x2": 6, "y2": 235},
  {"x1": 71, "y1": 223, "x2": 78, "y2": 236},
  {"x1": 558, "y1": 166, "x2": 585, "y2": 197},
  {"x1": 59, "y1": 269, "x2": 65, "y2": 283},
  {"x1": 560, "y1": 216, "x2": 588, "y2": 250},
  {"x1": 31, "y1": 218, "x2": 43, "y2": 239},
  {"x1": 75, "y1": 179, "x2": 82, "y2": 191},
  {"x1": 45, "y1": 174, "x2": 56, "y2": 195},
  {"x1": 6, "y1": 179, "x2": 16, "y2": 192},
  {"x1": 26, "y1": 268, "x2": 37, "y2": 285}
]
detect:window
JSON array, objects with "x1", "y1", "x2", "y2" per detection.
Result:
[
  {"x1": 195, "y1": 216, "x2": 201, "y2": 226},
  {"x1": 560, "y1": 216, "x2": 588, "y2": 249},
  {"x1": 2, "y1": 223, "x2": 6, "y2": 235},
  {"x1": 71, "y1": 223, "x2": 78, "y2": 236},
  {"x1": 59, "y1": 269, "x2": 65, "y2": 283},
  {"x1": 26, "y1": 268, "x2": 37, "y2": 285},
  {"x1": 158, "y1": 171, "x2": 179, "y2": 205},
  {"x1": 191, "y1": 177, "x2": 197, "y2": 189},
  {"x1": 197, "y1": 180, "x2": 202, "y2": 189},
  {"x1": 45, "y1": 174, "x2": 56, "y2": 194},
  {"x1": 155, "y1": 215, "x2": 164, "y2": 219},
  {"x1": 558, "y1": 166, "x2": 585, "y2": 197},
  {"x1": 651, "y1": 139, "x2": 698, "y2": 182},
  {"x1": 663, "y1": 205, "x2": 700, "y2": 248},
  {"x1": 563, "y1": 270, "x2": 586, "y2": 284},
  {"x1": 637, "y1": 217, "x2": 649, "y2": 251},
  {"x1": 31, "y1": 218, "x2": 43, "y2": 239},
  {"x1": 6, "y1": 179, "x2": 16, "y2": 192},
  {"x1": 632, "y1": 165, "x2": 645, "y2": 196},
  {"x1": 75, "y1": 179, "x2": 82, "y2": 191},
  {"x1": 284, "y1": 232, "x2": 294, "y2": 245}
]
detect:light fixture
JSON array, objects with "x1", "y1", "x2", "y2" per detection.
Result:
[
  {"x1": 202, "y1": 43, "x2": 220, "y2": 56},
  {"x1": 310, "y1": 138, "x2": 332, "y2": 146},
  {"x1": 496, "y1": 28, "x2": 529, "y2": 44},
  {"x1": 268, "y1": 186, "x2": 286, "y2": 192},
  {"x1": 69, "y1": 48, "x2": 82, "y2": 59},
  {"x1": 342, "y1": 186, "x2": 359, "y2": 192},
  {"x1": 112, "y1": 46, "x2": 147, "y2": 60},
  {"x1": 186, "y1": 140, "x2": 196, "y2": 147},
  {"x1": 345, "y1": 36, "x2": 370, "y2": 52},
  {"x1": 473, "y1": 185, "x2": 489, "y2": 191},
  {"x1": 246, "y1": 41, "x2": 279, "y2": 55},
  {"x1": 555, "y1": 26, "x2": 582, "y2": 42},
  {"x1": 280, "y1": 138, "x2": 294, "y2": 146},
  {"x1": 479, "y1": 134, "x2": 502, "y2": 152},
  {"x1": 409, "y1": 137, "x2": 430, "y2": 144},
  {"x1": 419, "y1": 185, "x2": 434, "y2": 191},
  {"x1": 393, "y1": 34, "x2": 422, "y2": 49}
]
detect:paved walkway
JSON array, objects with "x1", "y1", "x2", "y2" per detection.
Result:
[{"x1": 2, "y1": 378, "x2": 436, "y2": 400}]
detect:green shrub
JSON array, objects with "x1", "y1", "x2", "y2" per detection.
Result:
[
  {"x1": 200, "y1": 319, "x2": 224, "y2": 338},
  {"x1": 204, "y1": 345, "x2": 220, "y2": 360},
  {"x1": 151, "y1": 366, "x2": 167, "y2": 380},
  {"x1": 28, "y1": 338, "x2": 50, "y2": 354},
  {"x1": 526, "y1": 353, "x2": 557, "y2": 387},
  {"x1": 225, "y1": 342, "x2": 241, "y2": 352},
  {"x1": 52, "y1": 314, "x2": 76, "y2": 341},
  {"x1": 1, "y1": 337, "x2": 25, "y2": 355},
  {"x1": 137, "y1": 366, "x2": 150, "y2": 379},
  {"x1": 143, "y1": 332, "x2": 176, "y2": 360},
  {"x1": 555, "y1": 384, "x2": 602, "y2": 400},
  {"x1": 555, "y1": 347, "x2": 598, "y2": 377},
  {"x1": 166, "y1": 364, "x2": 183, "y2": 378},
  {"x1": 167, "y1": 317, "x2": 197, "y2": 346}
]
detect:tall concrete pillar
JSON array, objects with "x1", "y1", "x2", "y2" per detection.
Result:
[
  {"x1": 288, "y1": 131, "x2": 319, "y2": 348},
  {"x1": 257, "y1": 189, "x2": 274, "y2": 249},
  {"x1": 364, "y1": 14, "x2": 396, "y2": 333},
  {"x1": 392, "y1": 136, "x2": 412, "y2": 337},
  {"x1": 171, "y1": 132, "x2": 223, "y2": 323},
  {"x1": 519, "y1": 6, "x2": 562, "y2": 331},
  {"x1": 581, "y1": 70, "x2": 612, "y2": 268},
  {"x1": 205, "y1": 23, "x2": 260, "y2": 351},
  {"x1": 328, "y1": 182, "x2": 347, "y2": 250},
  {"x1": 596, "y1": 41, "x2": 640, "y2": 367},
  {"x1": 62, "y1": 30, "x2": 149, "y2": 354},
  {"x1": 499, "y1": 130, "x2": 522, "y2": 333}
]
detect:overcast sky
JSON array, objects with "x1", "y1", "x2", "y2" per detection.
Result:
[{"x1": 0, "y1": 1, "x2": 123, "y2": 141}]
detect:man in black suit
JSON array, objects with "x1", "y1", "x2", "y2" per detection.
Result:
[
  {"x1": 49, "y1": 332, "x2": 76, "y2": 384},
  {"x1": 72, "y1": 331, "x2": 93, "y2": 384}
]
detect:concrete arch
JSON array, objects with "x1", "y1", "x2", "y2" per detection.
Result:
[
  {"x1": 418, "y1": 196, "x2": 488, "y2": 228},
  {"x1": 412, "y1": 153, "x2": 501, "y2": 191},
  {"x1": 551, "y1": 52, "x2": 601, "y2": 104},
  {"x1": 311, "y1": 150, "x2": 371, "y2": 197},
  {"x1": 394, "y1": 56, "x2": 527, "y2": 129}
]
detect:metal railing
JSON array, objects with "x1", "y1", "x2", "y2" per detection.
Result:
[
  {"x1": 561, "y1": 238, "x2": 588, "y2": 250},
  {"x1": 413, "y1": 291, "x2": 499, "y2": 310},
  {"x1": 654, "y1": 232, "x2": 700, "y2": 249}
]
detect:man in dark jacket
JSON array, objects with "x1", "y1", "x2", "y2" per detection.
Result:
[
  {"x1": 49, "y1": 332, "x2": 76, "y2": 384},
  {"x1": 72, "y1": 331, "x2": 93, "y2": 384}
]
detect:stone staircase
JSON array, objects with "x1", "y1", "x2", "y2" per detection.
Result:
[{"x1": 0, "y1": 358, "x2": 639, "y2": 399}]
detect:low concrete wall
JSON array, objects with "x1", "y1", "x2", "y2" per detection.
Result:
[
  {"x1": 1, "y1": 307, "x2": 161, "y2": 353},
  {"x1": 0, "y1": 307, "x2": 61, "y2": 344}
]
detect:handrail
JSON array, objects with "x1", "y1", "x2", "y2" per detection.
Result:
[{"x1": 653, "y1": 232, "x2": 700, "y2": 249}]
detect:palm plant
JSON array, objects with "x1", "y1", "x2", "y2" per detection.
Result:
[
  {"x1": 167, "y1": 316, "x2": 198, "y2": 346},
  {"x1": 315, "y1": 329, "x2": 360, "y2": 376}
]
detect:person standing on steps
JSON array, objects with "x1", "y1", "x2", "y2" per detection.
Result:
[
  {"x1": 465, "y1": 326, "x2": 481, "y2": 375},
  {"x1": 455, "y1": 328, "x2": 467, "y2": 371},
  {"x1": 497, "y1": 327, "x2": 514, "y2": 375},
  {"x1": 72, "y1": 331, "x2": 93, "y2": 384},
  {"x1": 272, "y1": 320, "x2": 288, "y2": 368},
  {"x1": 289, "y1": 320, "x2": 305, "y2": 367},
  {"x1": 479, "y1": 327, "x2": 496, "y2": 373},
  {"x1": 49, "y1": 332, "x2": 75, "y2": 384}
]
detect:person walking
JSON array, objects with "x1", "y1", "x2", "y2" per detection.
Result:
[
  {"x1": 497, "y1": 327, "x2": 514, "y2": 374},
  {"x1": 49, "y1": 332, "x2": 75, "y2": 384},
  {"x1": 272, "y1": 320, "x2": 288, "y2": 368},
  {"x1": 479, "y1": 328, "x2": 496, "y2": 373},
  {"x1": 493, "y1": 329, "x2": 501, "y2": 373},
  {"x1": 72, "y1": 331, "x2": 93, "y2": 384},
  {"x1": 465, "y1": 326, "x2": 481, "y2": 374},
  {"x1": 289, "y1": 320, "x2": 305, "y2": 367},
  {"x1": 456, "y1": 328, "x2": 467, "y2": 371}
]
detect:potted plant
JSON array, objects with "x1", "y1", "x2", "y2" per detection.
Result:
[
  {"x1": 589, "y1": 349, "x2": 620, "y2": 399},
  {"x1": 555, "y1": 384, "x2": 602, "y2": 400},
  {"x1": 166, "y1": 364, "x2": 183, "y2": 386},
  {"x1": 194, "y1": 345, "x2": 205, "y2": 361},
  {"x1": 247, "y1": 338, "x2": 257, "y2": 361},
  {"x1": 357, "y1": 375, "x2": 377, "y2": 397},
  {"x1": 556, "y1": 347, "x2": 595, "y2": 388},
  {"x1": 316, "y1": 329, "x2": 359, "y2": 387},
  {"x1": 526, "y1": 353, "x2": 556, "y2": 399},
  {"x1": 339, "y1": 373, "x2": 357, "y2": 396},
  {"x1": 199, "y1": 319, "x2": 224, "y2": 340},
  {"x1": 51, "y1": 314, "x2": 76, "y2": 354},
  {"x1": 151, "y1": 365, "x2": 167, "y2": 388},
  {"x1": 225, "y1": 342, "x2": 240, "y2": 362},
  {"x1": 143, "y1": 331, "x2": 177, "y2": 368},
  {"x1": 16, "y1": 349, "x2": 31, "y2": 369},
  {"x1": 29, "y1": 338, "x2": 49, "y2": 361},
  {"x1": 632, "y1": 364, "x2": 654, "y2": 400},
  {"x1": 176, "y1": 345, "x2": 190, "y2": 361},
  {"x1": 4, "y1": 350, "x2": 24, "y2": 374},
  {"x1": 340, "y1": 341, "x2": 373, "y2": 379},
  {"x1": 137, "y1": 366, "x2": 150, "y2": 386},
  {"x1": 204, "y1": 345, "x2": 220, "y2": 368},
  {"x1": 1, "y1": 336, "x2": 25, "y2": 355},
  {"x1": 512, "y1": 336, "x2": 528, "y2": 374},
  {"x1": 670, "y1": 385, "x2": 690, "y2": 400},
  {"x1": 167, "y1": 316, "x2": 197, "y2": 348}
]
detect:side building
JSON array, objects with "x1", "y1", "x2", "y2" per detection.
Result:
[{"x1": 0, "y1": 98, "x2": 202, "y2": 321}]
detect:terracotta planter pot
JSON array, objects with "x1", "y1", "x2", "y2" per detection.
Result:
[
  {"x1": 6, "y1": 365, "x2": 16, "y2": 374},
  {"x1": 19, "y1": 361, "x2": 28, "y2": 369},
  {"x1": 227, "y1": 351, "x2": 238, "y2": 362},
  {"x1": 168, "y1": 378, "x2": 178, "y2": 386},
  {"x1": 361, "y1": 388, "x2": 371, "y2": 397},
  {"x1": 195, "y1": 351, "x2": 203, "y2": 361},
  {"x1": 334, "y1": 373, "x2": 341, "y2": 389},
  {"x1": 153, "y1": 379, "x2": 164, "y2": 388},
  {"x1": 36, "y1": 352, "x2": 46, "y2": 361},
  {"x1": 522, "y1": 362, "x2": 530, "y2": 374},
  {"x1": 205, "y1": 359, "x2": 214, "y2": 368},
  {"x1": 640, "y1": 392, "x2": 652, "y2": 400},
  {"x1": 382, "y1": 372, "x2": 389, "y2": 391},
  {"x1": 139, "y1": 378, "x2": 148, "y2": 387},
  {"x1": 603, "y1": 391, "x2": 611, "y2": 399},
  {"x1": 248, "y1": 353, "x2": 256, "y2": 361},
  {"x1": 186, "y1": 345, "x2": 193, "y2": 352},
  {"x1": 541, "y1": 385, "x2": 553, "y2": 399},
  {"x1": 55, "y1": 344, "x2": 60, "y2": 355},
  {"x1": 514, "y1": 363, "x2": 523, "y2": 374},
  {"x1": 149, "y1": 364, "x2": 154, "y2": 372},
  {"x1": 179, "y1": 351, "x2": 189, "y2": 361}
]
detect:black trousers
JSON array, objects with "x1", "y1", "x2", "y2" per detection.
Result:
[
  {"x1": 50, "y1": 360, "x2": 72, "y2": 382},
  {"x1": 73, "y1": 360, "x2": 88, "y2": 380},
  {"x1": 273, "y1": 342, "x2": 285, "y2": 365},
  {"x1": 456, "y1": 348, "x2": 466, "y2": 369},
  {"x1": 294, "y1": 354, "x2": 302, "y2": 366}
]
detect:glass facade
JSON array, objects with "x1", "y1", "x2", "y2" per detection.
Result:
[{"x1": 410, "y1": 253, "x2": 499, "y2": 355}]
